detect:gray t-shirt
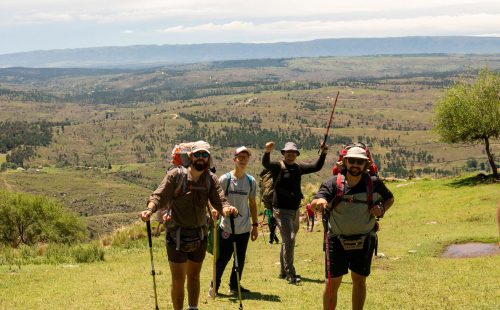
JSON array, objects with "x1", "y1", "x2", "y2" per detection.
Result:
[
  {"x1": 314, "y1": 174, "x2": 393, "y2": 236},
  {"x1": 219, "y1": 172, "x2": 257, "y2": 234}
]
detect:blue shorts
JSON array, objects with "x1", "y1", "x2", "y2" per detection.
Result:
[{"x1": 325, "y1": 233, "x2": 377, "y2": 278}]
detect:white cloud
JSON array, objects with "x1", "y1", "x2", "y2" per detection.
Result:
[
  {"x1": 2, "y1": 0, "x2": 499, "y2": 24},
  {"x1": 160, "y1": 14, "x2": 500, "y2": 39},
  {"x1": 10, "y1": 12, "x2": 73, "y2": 24}
]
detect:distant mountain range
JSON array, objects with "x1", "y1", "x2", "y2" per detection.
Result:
[{"x1": 1, "y1": 36, "x2": 499, "y2": 68}]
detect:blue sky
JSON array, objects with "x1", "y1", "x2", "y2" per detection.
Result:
[{"x1": 1, "y1": 0, "x2": 499, "y2": 55}]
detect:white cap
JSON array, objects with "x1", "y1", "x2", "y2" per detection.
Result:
[{"x1": 234, "y1": 146, "x2": 251, "y2": 157}]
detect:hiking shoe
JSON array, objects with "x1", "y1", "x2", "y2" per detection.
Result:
[
  {"x1": 287, "y1": 274, "x2": 301, "y2": 284},
  {"x1": 274, "y1": 237, "x2": 280, "y2": 244},
  {"x1": 229, "y1": 286, "x2": 250, "y2": 295},
  {"x1": 279, "y1": 273, "x2": 287, "y2": 279}
]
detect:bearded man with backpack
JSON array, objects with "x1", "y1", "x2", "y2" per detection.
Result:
[
  {"x1": 311, "y1": 146, "x2": 394, "y2": 310},
  {"x1": 209, "y1": 146, "x2": 259, "y2": 297},
  {"x1": 262, "y1": 141, "x2": 328, "y2": 284},
  {"x1": 140, "y1": 141, "x2": 238, "y2": 310}
]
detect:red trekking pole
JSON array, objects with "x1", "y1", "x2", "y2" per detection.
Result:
[
  {"x1": 319, "y1": 91, "x2": 340, "y2": 153},
  {"x1": 323, "y1": 210, "x2": 333, "y2": 310}
]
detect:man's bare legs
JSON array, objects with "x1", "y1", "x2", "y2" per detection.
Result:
[
  {"x1": 351, "y1": 271, "x2": 367, "y2": 310},
  {"x1": 186, "y1": 260, "x2": 203, "y2": 307},
  {"x1": 169, "y1": 261, "x2": 187, "y2": 310},
  {"x1": 323, "y1": 276, "x2": 342, "y2": 310}
]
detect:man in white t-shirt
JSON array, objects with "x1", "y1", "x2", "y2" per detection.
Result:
[{"x1": 210, "y1": 146, "x2": 259, "y2": 296}]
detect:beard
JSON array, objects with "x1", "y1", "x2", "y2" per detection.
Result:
[
  {"x1": 348, "y1": 167, "x2": 362, "y2": 176},
  {"x1": 193, "y1": 160, "x2": 209, "y2": 172}
]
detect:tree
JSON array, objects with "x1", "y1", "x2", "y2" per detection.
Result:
[{"x1": 434, "y1": 69, "x2": 500, "y2": 179}]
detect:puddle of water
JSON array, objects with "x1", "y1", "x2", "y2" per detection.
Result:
[{"x1": 441, "y1": 242, "x2": 500, "y2": 258}]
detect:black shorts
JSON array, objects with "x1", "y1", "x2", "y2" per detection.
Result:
[
  {"x1": 166, "y1": 237, "x2": 207, "y2": 263},
  {"x1": 325, "y1": 233, "x2": 377, "y2": 278}
]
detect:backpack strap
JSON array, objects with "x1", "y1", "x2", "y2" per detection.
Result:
[
  {"x1": 275, "y1": 160, "x2": 286, "y2": 187},
  {"x1": 245, "y1": 173, "x2": 253, "y2": 195},
  {"x1": 365, "y1": 174, "x2": 373, "y2": 209},
  {"x1": 330, "y1": 173, "x2": 345, "y2": 210},
  {"x1": 224, "y1": 172, "x2": 232, "y2": 196}
]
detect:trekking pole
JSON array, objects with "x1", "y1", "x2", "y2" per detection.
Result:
[
  {"x1": 212, "y1": 215, "x2": 218, "y2": 299},
  {"x1": 323, "y1": 211, "x2": 333, "y2": 310},
  {"x1": 319, "y1": 91, "x2": 340, "y2": 153},
  {"x1": 146, "y1": 221, "x2": 160, "y2": 310},
  {"x1": 229, "y1": 215, "x2": 243, "y2": 310}
]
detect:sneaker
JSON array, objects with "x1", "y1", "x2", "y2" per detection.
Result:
[
  {"x1": 229, "y1": 285, "x2": 250, "y2": 295},
  {"x1": 287, "y1": 274, "x2": 301, "y2": 284}
]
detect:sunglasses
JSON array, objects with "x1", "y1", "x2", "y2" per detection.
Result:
[
  {"x1": 347, "y1": 158, "x2": 366, "y2": 165},
  {"x1": 193, "y1": 152, "x2": 209, "y2": 158}
]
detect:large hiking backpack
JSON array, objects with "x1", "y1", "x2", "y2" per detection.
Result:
[
  {"x1": 168, "y1": 140, "x2": 216, "y2": 173},
  {"x1": 259, "y1": 161, "x2": 286, "y2": 209},
  {"x1": 332, "y1": 142, "x2": 378, "y2": 176}
]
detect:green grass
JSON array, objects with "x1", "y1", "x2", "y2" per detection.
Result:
[
  {"x1": 1, "y1": 175, "x2": 499, "y2": 309},
  {"x1": 0, "y1": 154, "x2": 5, "y2": 164}
]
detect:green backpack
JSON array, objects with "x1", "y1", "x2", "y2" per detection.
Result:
[{"x1": 259, "y1": 161, "x2": 286, "y2": 209}]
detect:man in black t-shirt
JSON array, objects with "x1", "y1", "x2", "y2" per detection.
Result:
[{"x1": 262, "y1": 141, "x2": 328, "y2": 284}]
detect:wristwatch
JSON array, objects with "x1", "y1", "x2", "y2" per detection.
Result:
[{"x1": 252, "y1": 223, "x2": 258, "y2": 227}]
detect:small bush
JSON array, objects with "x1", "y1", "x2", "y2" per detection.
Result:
[
  {"x1": 0, "y1": 242, "x2": 105, "y2": 265},
  {"x1": 72, "y1": 244, "x2": 105, "y2": 263},
  {"x1": 100, "y1": 221, "x2": 147, "y2": 248}
]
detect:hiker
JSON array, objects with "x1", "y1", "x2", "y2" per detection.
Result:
[
  {"x1": 209, "y1": 146, "x2": 259, "y2": 297},
  {"x1": 311, "y1": 146, "x2": 394, "y2": 310},
  {"x1": 306, "y1": 203, "x2": 315, "y2": 232},
  {"x1": 262, "y1": 141, "x2": 328, "y2": 284},
  {"x1": 140, "y1": 141, "x2": 238, "y2": 310},
  {"x1": 262, "y1": 208, "x2": 279, "y2": 244}
]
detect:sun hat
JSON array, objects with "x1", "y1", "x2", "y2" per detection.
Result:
[
  {"x1": 343, "y1": 146, "x2": 368, "y2": 160},
  {"x1": 281, "y1": 142, "x2": 300, "y2": 156},
  {"x1": 189, "y1": 140, "x2": 211, "y2": 155}
]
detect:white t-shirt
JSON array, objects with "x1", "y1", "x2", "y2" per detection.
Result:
[{"x1": 219, "y1": 172, "x2": 256, "y2": 234}]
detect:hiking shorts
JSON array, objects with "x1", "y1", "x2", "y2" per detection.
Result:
[
  {"x1": 166, "y1": 238, "x2": 207, "y2": 263},
  {"x1": 326, "y1": 233, "x2": 377, "y2": 278}
]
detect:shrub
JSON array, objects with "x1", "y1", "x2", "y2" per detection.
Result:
[
  {"x1": 0, "y1": 190, "x2": 87, "y2": 247},
  {"x1": 72, "y1": 243, "x2": 105, "y2": 263}
]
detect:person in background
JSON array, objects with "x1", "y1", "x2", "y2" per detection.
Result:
[{"x1": 306, "y1": 203, "x2": 315, "y2": 232}]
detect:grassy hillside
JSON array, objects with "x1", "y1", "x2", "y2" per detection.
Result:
[{"x1": 1, "y1": 175, "x2": 499, "y2": 309}]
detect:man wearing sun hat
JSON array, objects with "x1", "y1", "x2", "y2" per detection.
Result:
[
  {"x1": 262, "y1": 140, "x2": 328, "y2": 284},
  {"x1": 210, "y1": 146, "x2": 259, "y2": 297},
  {"x1": 141, "y1": 140, "x2": 238, "y2": 310},
  {"x1": 311, "y1": 146, "x2": 394, "y2": 310}
]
